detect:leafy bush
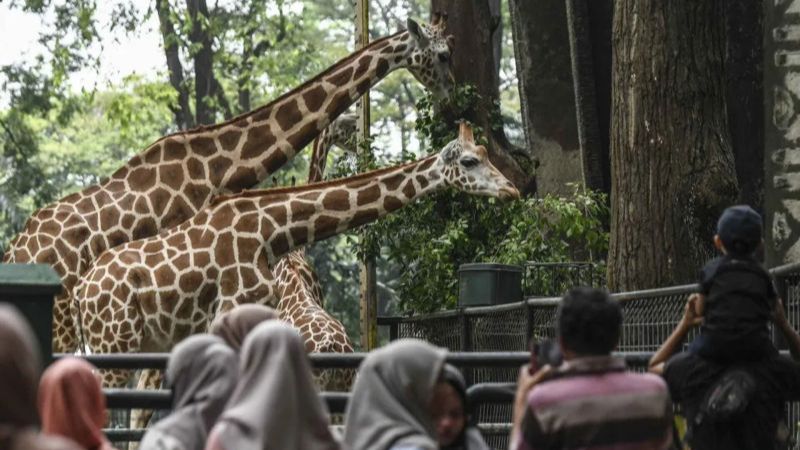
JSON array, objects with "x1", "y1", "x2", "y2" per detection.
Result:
[
  {"x1": 354, "y1": 85, "x2": 609, "y2": 313},
  {"x1": 367, "y1": 187, "x2": 608, "y2": 313}
]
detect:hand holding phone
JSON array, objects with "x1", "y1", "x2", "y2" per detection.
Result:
[{"x1": 529, "y1": 339, "x2": 563, "y2": 375}]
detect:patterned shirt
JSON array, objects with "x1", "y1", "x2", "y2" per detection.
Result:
[{"x1": 514, "y1": 356, "x2": 672, "y2": 450}]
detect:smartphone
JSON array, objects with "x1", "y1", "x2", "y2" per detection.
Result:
[{"x1": 529, "y1": 338, "x2": 563, "y2": 374}]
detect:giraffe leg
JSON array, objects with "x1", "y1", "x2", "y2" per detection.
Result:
[
  {"x1": 53, "y1": 292, "x2": 79, "y2": 353},
  {"x1": 129, "y1": 369, "x2": 162, "y2": 430}
]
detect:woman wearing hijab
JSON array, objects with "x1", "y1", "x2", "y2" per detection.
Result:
[
  {"x1": 209, "y1": 304, "x2": 278, "y2": 353},
  {"x1": 343, "y1": 339, "x2": 447, "y2": 450},
  {"x1": 0, "y1": 305, "x2": 81, "y2": 450},
  {"x1": 205, "y1": 321, "x2": 339, "y2": 450},
  {"x1": 38, "y1": 357, "x2": 116, "y2": 450},
  {"x1": 140, "y1": 334, "x2": 238, "y2": 450},
  {"x1": 434, "y1": 365, "x2": 490, "y2": 450}
]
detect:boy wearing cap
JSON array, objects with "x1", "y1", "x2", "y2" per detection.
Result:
[{"x1": 689, "y1": 205, "x2": 778, "y2": 362}]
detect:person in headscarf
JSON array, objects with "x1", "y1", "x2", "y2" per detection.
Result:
[
  {"x1": 205, "y1": 321, "x2": 339, "y2": 450},
  {"x1": 434, "y1": 365, "x2": 490, "y2": 450},
  {"x1": 38, "y1": 357, "x2": 116, "y2": 450},
  {"x1": 209, "y1": 304, "x2": 278, "y2": 353},
  {"x1": 140, "y1": 334, "x2": 238, "y2": 450},
  {"x1": 0, "y1": 305, "x2": 81, "y2": 450},
  {"x1": 343, "y1": 339, "x2": 447, "y2": 450}
]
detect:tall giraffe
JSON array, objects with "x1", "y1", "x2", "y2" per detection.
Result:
[
  {"x1": 127, "y1": 116, "x2": 358, "y2": 432},
  {"x1": 74, "y1": 122, "x2": 518, "y2": 389},
  {"x1": 274, "y1": 114, "x2": 358, "y2": 391},
  {"x1": 3, "y1": 15, "x2": 454, "y2": 353}
]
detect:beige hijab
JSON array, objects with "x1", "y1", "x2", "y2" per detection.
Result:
[
  {"x1": 343, "y1": 339, "x2": 447, "y2": 450},
  {"x1": 0, "y1": 305, "x2": 81, "y2": 450},
  {"x1": 209, "y1": 304, "x2": 278, "y2": 352},
  {"x1": 140, "y1": 335, "x2": 238, "y2": 450},
  {"x1": 211, "y1": 321, "x2": 339, "y2": 450}
]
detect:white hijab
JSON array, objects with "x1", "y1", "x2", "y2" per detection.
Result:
[
  {"x1": 140, "y1": 334, "x2": 238, "y2": 450},
  {"x1": 343, "y1": 339, "x2": 447, "y2": 450},
  {"x1": 212, "y1": 321, "x2": 339, "y2": 450}
]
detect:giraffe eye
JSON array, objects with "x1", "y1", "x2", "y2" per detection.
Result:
[
  {"x1": 460, "y1": 157, "x2": 479, "y2": 168},
  {"x1": 438, "y1": 52, "x2": 449, "y2": 63}
]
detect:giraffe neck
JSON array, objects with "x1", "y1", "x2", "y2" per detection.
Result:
[
  {"x1": 108, "y1": 31, "x2": 412, "y2": 196},
  {"x1": 215, "y1": 154, "x2": 444, "y2": 263}
]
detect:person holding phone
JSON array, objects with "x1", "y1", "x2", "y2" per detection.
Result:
[{"x1": 511, "y1": 287, "x2": 673, "y2": 450}]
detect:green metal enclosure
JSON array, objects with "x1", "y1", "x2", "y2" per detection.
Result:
[
  {"x1": 458, "y1": 263, "x2": 522, "y2": 307},
  {"x1": 0, "y1": 264, "x2": 61, "y2": 364}
]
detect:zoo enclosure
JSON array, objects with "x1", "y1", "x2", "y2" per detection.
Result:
[{"x1": 377, "y1": 261, "x2": 800, "y2": 448}]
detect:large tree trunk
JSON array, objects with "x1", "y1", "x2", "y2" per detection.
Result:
[
  {"x1": 725, "y1": 1, "x2": 764, "y2": 210},
  {"x1": 508, "y1": 0, "x2": 581, "y2": 196},
  {"x1": 608, "y1": 1, "x2": 739, "y2": 291},
  {"x1": 156, "y1": 0, "x2": 193, "y2": 130},
  {"x1": 186, "y1": 0, "x2": 218, "y2": 125},
  {"x1": 566, "y1": 0, "x2": 613, "y2": 196},
  {"x1": 431, "y1": 0, "x2": 536, "y2": 194}
]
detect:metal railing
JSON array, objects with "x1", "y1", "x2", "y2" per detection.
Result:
[
  {"x1": 377, "y1": 261, "x2": 800, "y2": 449},
  {"x1": 523, "y1": 261, "x2": 603, "y2": 297},
  {"x1": 70, "y1": 351, "x2": 650, "y2": 448}
]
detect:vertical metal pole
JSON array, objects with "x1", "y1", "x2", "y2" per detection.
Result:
[{"x1": 355, "y1": 0, "x2": 378, "y2": 351}]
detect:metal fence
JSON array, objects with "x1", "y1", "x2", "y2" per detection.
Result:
[
  {"x1": 523, "y1": 261, "x2": 603, "y2": 297},
  {"x1": 68, "y1": 351, "x2": 650, "y2": 449},
  {"x1": 378, "y1": 261, "x2": 800, "y2": 449}
]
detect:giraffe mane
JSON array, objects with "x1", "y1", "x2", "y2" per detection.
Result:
[
  {"x1": 209, "y1": 154, "x2": 438, "y2": 206},
  {"x1": 143, "y1": 31, "x2": 405, "y2": 146}
]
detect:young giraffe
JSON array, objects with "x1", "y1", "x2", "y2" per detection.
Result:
[
  {"x1": 74, "y1": 122, "x2": 518, "y2": 392},
  {"x1": 3, "y1": 15, "x2": 454, "y2": 354},
  {"x1": 274, "y1": 114, "x2": 358, "y2": 391}
]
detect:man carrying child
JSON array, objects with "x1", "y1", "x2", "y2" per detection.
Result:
[{"x1": 650, "y1": 205, "x2": 800, "y2": 449}]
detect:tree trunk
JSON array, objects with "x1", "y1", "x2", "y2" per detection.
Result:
[
  {"x1": 608, "y1": 1, "x2": 739, "y2": 291},
  {"x1": 725, "y1": 1, "x2": 764, "y2": 210},
  {"x1": 186, "y1": 0, "x2": 217, "y2": 125},
  {"x1": 431, "y1": 0, "x2": 536, "y2": 194},
  {"x1": 508, "y1": 0, "x2": 581, "y2": 196},
  {"x1": 155, "y1": 0, "x2": 193, "y2": 130},
  {"x1": 566, "y1": 0, "x2": 613, "y2": 195}
]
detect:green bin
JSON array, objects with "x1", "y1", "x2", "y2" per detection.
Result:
[
  {"x1": 0, "y1": 264, "x2": 61, "y2": 364},
  {"x1": 458, "y1": 263, "x2": 522, "y2": 307}
]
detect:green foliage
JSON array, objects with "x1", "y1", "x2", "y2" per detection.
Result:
[
  {"x1": 372, "y1": 188, "x2": 608, "y2": 313},
  {"x1": 363, "y1": 88, "x2": 609, "y2": 313}
]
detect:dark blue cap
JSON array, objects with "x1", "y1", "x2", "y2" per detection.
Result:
[{"x1": 716, "y1": 205, "x2": 762, "y2": 255}]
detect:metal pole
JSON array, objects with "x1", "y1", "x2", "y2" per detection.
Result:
[{"x1": 355, "y1": 0, "x2": 378, "y2": 351}]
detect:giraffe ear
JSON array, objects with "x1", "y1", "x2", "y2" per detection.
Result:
[
  {"x1": 441, "y1": 140, "x2": 461, "y2": 164},
  {"x1": 407, "y1": 18, "x2": 429, "y2": 48}
]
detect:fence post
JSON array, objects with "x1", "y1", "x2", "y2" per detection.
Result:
[
  {"x1": 460, "y1": 308, "x2": 474, "y2": 385},
  {"x1": 774, "y1": 274, "x2": 789, "y2": 350}
]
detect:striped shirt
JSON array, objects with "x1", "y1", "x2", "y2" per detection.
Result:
[{"x1": 513, "y1": 356, "x2": 672, "y2": 450}]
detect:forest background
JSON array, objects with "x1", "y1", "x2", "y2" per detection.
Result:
[{"x1": 0, "y1": 0, "x2": 615, "y2": 346}]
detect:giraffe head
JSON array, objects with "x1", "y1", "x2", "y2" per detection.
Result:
[
  {"x1": 405, "y1": 13, "x2": 454, "y2": 101},
  {"x1": 437, "y1": 122, "x2": 520, "y2": 200}
]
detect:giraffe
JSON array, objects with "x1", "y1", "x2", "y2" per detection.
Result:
[
  {"x1": 73, "y1": 122, "x2": 518, "y2": 393},
  {"x1": 2, "y1": 14, "x2": 455, "y2": 354},
  {"x1": 274, "y1": 113, "x2": 358, "y2": 391},
  {"x1": 127, "y1": 116, "x2": 360, "y2": 433}
]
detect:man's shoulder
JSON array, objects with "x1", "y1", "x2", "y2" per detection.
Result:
[{"x1": 529, "y1": 369, "x2": 668, "y2": 408}]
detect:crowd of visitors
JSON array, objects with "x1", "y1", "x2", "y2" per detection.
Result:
[{"x1": 2, "y1": 206, "x2": 800, "y2": 450}]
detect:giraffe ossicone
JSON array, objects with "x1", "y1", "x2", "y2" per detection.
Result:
[
  {"x1": 74, "y1": 122, "x2": 518, "y2": 389},
  {"x1": 3, "y1": 15, "x2": 455, "y2": 354}
]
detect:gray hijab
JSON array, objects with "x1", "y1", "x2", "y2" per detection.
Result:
[
  {"x1": 209, "y1": 304, "x2": 278, "y2": 353},
  {"x1": 213, "y1": 321, "x2": 339, "y2": 450},
  {"x1": 343, "y1": 339, "x2": 447, "y2": 450},
  {"x1": 140, "y1": 334, "x2": 238, "y2": 450}
]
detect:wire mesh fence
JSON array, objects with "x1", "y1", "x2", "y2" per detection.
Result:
[{"x1": 380, "y1": 261, "x2": 800, "y2": 450}]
